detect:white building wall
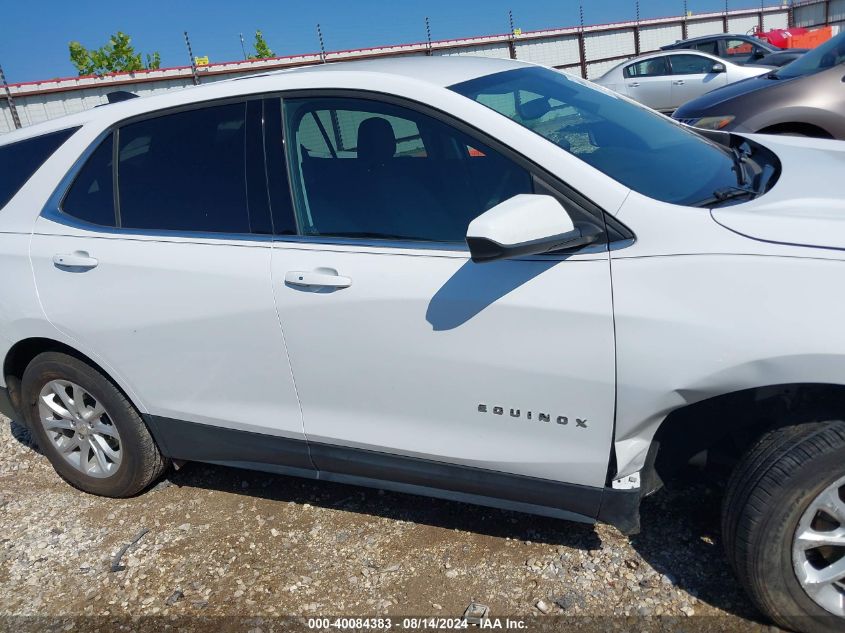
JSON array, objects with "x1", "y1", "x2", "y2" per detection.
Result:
[
  {"x1": 794, "y1": 3, "x2": 827, "y2": 26},
  {"x1": 686, "y1": 18, "x2": 727, "y2": 38},
  {"x1": 0, "y1": 103, "x2": 14, "y2": 132},
  {"x1": 515, "y1": 36, "x2": 580, "y2": 67},
  {"x1": 639, "y1": 24, "x2": 684, "y2": 50},
  {"x1": 584, "y1": 28, "x2": 636, "y2": 60},
  {"x1": 728, "y1": 15, "x2": 761, "y2": 34},
  {"x1": 762, "y1": 11, "x2": 790, "y2": 30},
  {"x1": 433, "y1": 43, "x2": 511, "y2": 59},
  {"x1": 587, "y1": 59, "x2": 622, "y2": 79}
]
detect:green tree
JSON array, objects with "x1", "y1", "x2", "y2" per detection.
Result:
[
  {"x1": 248, "y1": 30, "x2": 274, "y2": 59},
  {"x1": 68, "y1": 32, "x2": 161, "y2": 76}
]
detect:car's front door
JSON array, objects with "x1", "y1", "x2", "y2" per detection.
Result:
[
  {"x1": 668, "y1": 53, "x2": 728, "y2": 107},
  {"x1": 622, "y1": 57, "x2": 673, "y2": 111},
  {"x1": 29, "y1": 100, "x2": 308, "y2": 465},
  {"x1": 267, "y1": 95, "x2": 617, "y2": 507}
]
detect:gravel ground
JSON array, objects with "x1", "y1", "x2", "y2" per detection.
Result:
[{"x1": 0, "y1": 415, "x2": 783, "y2": 631}]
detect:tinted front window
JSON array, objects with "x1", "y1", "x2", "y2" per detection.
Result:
[
  {"x1": 62, "y1": 133, "x2": 116, "y2": 226},
  {"x1": 282, "y1": 97, "x2": 533, "y2": 242},
  {"x1": 452, "y1": 67, "x2": 739, "y2": 206},
  {"x1": 0, "y1": 128, "x2": 77, "y2": 210},
  {"x1": 118, "y1": 103, "x2": 252, "y2": 233},
  {"x1": 776, "y1": 31, "x2": 845, "y2": 79},
  {"x1": 669, "y1": 54, "x2": 717, "y2": 75}
]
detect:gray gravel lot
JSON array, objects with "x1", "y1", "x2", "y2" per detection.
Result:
[{"x1": 0, "y1": 415, "x2": 782, "y2": 631}]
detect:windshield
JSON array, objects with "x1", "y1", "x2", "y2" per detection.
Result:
[
  {"x1": 775, "y1": 31, "x2": 845, "y2": 79},
  {"x1": 450, "y1": 66, "x2": 740, "y2": 206}
]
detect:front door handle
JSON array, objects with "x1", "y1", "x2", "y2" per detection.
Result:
[
  {"x1": 53, "y1": 252, "x2": 98, "y2": 271},
  {"x1": 285, "y1": 269, "x2": 352, "y2": 289},
  {"x1": 672, "y1": 80, "x2": 685, "y2": 85},
  {"x1": 627, "y1": 82, "x2": 640, "y2": 87}
]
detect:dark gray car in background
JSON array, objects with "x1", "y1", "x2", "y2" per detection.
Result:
[
  {"x1": 673, "y1": 31, "x2": 845, "y2": 139},
  {"x1": 662, "y1": 33, "x2": 807, "y2": 67}
]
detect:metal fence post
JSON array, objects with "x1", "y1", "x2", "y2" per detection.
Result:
[
  {"x1": 723, "y1": 0, "x2": 730, "y2": 33},
  {"x1": 825, "y1": 0, "x2": 831, "y2": 25},
  {"x1": 682, "y1": 0, "x2": 689, "y2": 40},
  {"x1": 425, "y1": 17, "x2": 433, "y2": 56},
  {"x1": 317, "y1": 24, "x2": 327, "y2": 63},
  {"x1": 578, "y1": 3, "x2": 588, "y2": 79},
  {"x1": 508, "y1": 10, "x2": 517, "y2": 59},
  {"x1": 184, "y1": 31, "x2": 200, "y2": 85},
  {"x1": 633, "y1": 1, "x2": 641, "y2": 56},
  {"x1": 0, "y1": 63, "x2": 21, "y2": 130}
]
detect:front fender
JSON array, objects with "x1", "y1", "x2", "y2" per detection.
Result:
[{"x1": 610, "y1": 252, "x2": 845, "y2": 479}]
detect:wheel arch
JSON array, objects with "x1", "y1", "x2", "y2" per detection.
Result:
[
  {"x1": 756, "y1": 121, "x2": 834, "y2": 139},
  {"x1": 3, "y1": 337, "x2": 147, "y2": 423},
  {"x1": 640, "y1": 382, "x2": 845, "y2": 493}
]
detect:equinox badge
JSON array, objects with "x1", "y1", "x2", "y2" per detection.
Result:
[{"x1": 478, "y1": 404, "x2": 588, "y2": 428}]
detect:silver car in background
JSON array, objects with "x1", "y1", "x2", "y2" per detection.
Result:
[{"x1": 593, "y1": 50, "x2": 770, "y2": 113}]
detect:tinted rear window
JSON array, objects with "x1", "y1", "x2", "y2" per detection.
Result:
[
  {"x1": 117, "y1": 103, "x2": 252, "y2": 233},
  {"x1": 0, "y1": 128, "x2": 78, "y2": 210},
  {"x1": 62, "y1": 133, "x2": 116, "y2": 226}
]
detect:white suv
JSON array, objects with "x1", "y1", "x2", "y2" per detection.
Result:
[{"x1": 0, "y1": 57, "x2": 843, "y2": 632}]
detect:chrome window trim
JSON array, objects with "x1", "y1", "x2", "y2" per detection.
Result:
[
  {"x1": 39, "y1": 209, "x2": 275, "y2": 244},
  {"x1": 273, "y1": 233, "x2": 470, "y2": 252}
]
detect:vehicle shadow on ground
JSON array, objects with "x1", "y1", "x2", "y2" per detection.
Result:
[
  {"x1": 10, "y1": 419, "x2": 764, "y2": 622},
  {"x1": 162, "y1": 458, "x2": 603, "y2": 550}
]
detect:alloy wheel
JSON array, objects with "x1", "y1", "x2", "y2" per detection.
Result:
[
  {"x1": 792, "y1": 474, "x2": 845, "y2": 617},
  {"x1": 37, "y1": 380, "x2": 122, "y2": 478}
]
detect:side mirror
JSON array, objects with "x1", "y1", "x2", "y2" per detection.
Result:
[
  {"x1": 466, "y1": 194, "x2": 600, "y2": 263},
  {"x1": 712, "y1": 62, "x2": 727, "y2": 73}
]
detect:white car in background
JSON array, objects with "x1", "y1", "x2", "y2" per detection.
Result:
[
  {"x1": 593, "y1": 49, "x2": 770, "y2": 112},
  {"x1": 1, "y1": 57, "x2": 845, "y2": 632}
]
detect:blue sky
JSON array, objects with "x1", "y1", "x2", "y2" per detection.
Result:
[{"x1": 1, "y1": 0, "x2": 754, "y2": 83}]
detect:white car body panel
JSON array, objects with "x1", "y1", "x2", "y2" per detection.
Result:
[
  {"x1": 270, "y1": 241, "x2": 616, "y2": 487},
  {"x1": 711, "y1": 135, "x2": 845, "y2": 249},
  {"x1": 1, "y1": 56, "x2": 844, "y2": 526},
  {"x1": 28, "y1": 222, "x2": 304, "y2": 439}
]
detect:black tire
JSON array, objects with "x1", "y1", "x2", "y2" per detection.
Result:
[
  {"x1": 722, "y1": 421, "x2": 845, "y2": 633},
  {"x1": 21, "y1": 352, "x2": 168, "y2": 497}
]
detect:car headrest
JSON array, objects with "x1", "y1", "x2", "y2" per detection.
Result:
[{"x1": 357, "y1": 117, "x2": 396, "y2": 164}]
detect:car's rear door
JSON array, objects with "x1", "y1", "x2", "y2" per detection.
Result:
[
  {"x1": 690, "y1": 39, "x2": 720, "y2": 57},
  {"x1": 622, "y1": 57, "x2": 673, "y2": 111},
  {"x1": 265, "y1": 94, "x2": 617, "y2": 515},
  {"x1": 29, "y1": 100, "x2": 308, "y2": 467},
  {"x1": 722, "y1": 37, "x2": 768, "y2": 65},
  {"x1": 668, "y1": 53, "x2": 728, "y2": 107}
]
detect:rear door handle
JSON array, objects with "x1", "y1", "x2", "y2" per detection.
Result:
[
  {"x1": 672, "y1": 80, "x2": 685, "y2": 85},
  {"x1": 627, "y1": 82, "x2": 640, "y2": 87},
  {"x1": 285, "y1": 269, "x2": 352, "y2": 289},
  {"x1": 53, "y1": 252, "x2": 98, "y2": 270}
]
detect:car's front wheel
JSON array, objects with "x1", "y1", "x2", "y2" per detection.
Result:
[
  {"x1": 21, "y1": 352, "x2": 168, "y2": 497},
  {"x1": 722, "y1": 421, "x2": 845, "y2": 633}
]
